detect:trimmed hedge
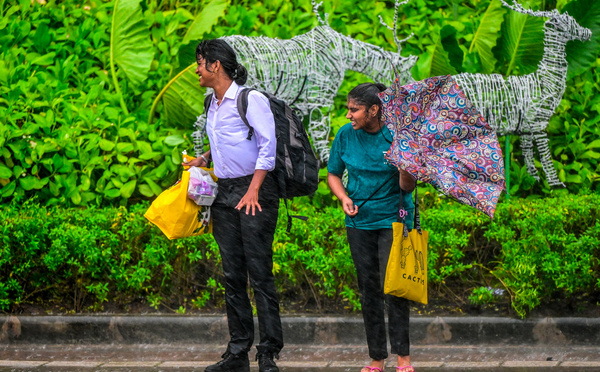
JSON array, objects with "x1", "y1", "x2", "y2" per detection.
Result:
[{"x1": 1, "y1": 192, "x2": 599, "y2": 317}]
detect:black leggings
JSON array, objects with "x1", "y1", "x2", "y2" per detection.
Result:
[{"x1": 347, "y1": 227, "x2": 410, "y2": 359}]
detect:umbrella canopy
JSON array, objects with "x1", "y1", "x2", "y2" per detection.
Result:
[{"x1": 379, "y1": 75, "x2": 506, "y2": 219}]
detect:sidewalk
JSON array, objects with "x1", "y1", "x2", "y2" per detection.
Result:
[{"x1": 2, "y1": 315, "x2": 600, "y2": 371}]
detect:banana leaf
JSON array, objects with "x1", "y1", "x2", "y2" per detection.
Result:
[
  {"x1": 468, "y1": 0, "x2": 506, "y2": 74},
  {"x1": 563, "y1": 0, "x2": 600, "y2": 79},
  {"x1": 155, "y1": 64, "x2": 205, "y2": 128},
  {"x1": 110, "y1": 0, "x2": 153, "y2": 87},
  {"x1": 414, "y1": 28, "x2": 457, "y2": 80},
  {"x1": 499, "y1": 10, "x2": 544, "y2": 75},
  {"x1": 182, "y1": 0, "x2": 230, "y2": 45}
]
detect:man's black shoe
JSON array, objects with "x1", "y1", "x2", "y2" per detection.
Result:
[
  {"x1": 256, "y1": 352, "x2": 279, "y2": 372},
  {"x1": 205, "y1": 351, "x2": 249, "y2": 372}
]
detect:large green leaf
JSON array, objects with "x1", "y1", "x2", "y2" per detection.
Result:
[
  {"x1": 110, "y1": 0, "x2": 153, "y2": 87},
  {"x1": 153, "y1": 64, "x2": 205, "y2": 127},
  {"x1": 440, "y1": 25, "x2": 463, "y2": 73},
  {"x1": 182, "y1": 0, "x2": 230, "y2": 45},
  {"x1": 499, "y1": 11, "x2": 545, "y2": 75},
  {"x1": 414, "y1": 30, "x2": 457, "y2": 80},
  {"x1": 468, "y1": 0, "x2": 506, "y2": 73},
  {"x1": 563, "y1": 0, "x2": 600, "y2": 79}
]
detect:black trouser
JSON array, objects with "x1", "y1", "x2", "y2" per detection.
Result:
[
  {"x1": 211, "y1": 173, "x2": 283, "y2": 356},
  {"x1": 347, "y1": 227, "x2": 410, "y2": 359}
]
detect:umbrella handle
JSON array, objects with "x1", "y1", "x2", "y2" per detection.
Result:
[{"x1": 414, "y1": 186, "x2": 422, "y2": 234}]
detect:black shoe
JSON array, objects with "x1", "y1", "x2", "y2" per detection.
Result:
[
  {"x1": 205, "y1": 351, "x2": 249, "y2": 372},
  {"x1": 256, "y1": 352, "x2": 280, "y2": 372}
]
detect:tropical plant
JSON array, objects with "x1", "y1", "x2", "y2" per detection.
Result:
[{"x1": 1, "y1": 0, "x2": 599, "y2": 207}]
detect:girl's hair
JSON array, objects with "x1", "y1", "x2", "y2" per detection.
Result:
[
  {"x1": 195, "y1": 39, "x2": 248, "y2": 85},
  {"x1": 347, "y1": 82, "x2": 387, "y2": 118}
]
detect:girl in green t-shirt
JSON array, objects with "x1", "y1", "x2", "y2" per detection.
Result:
[{"x1": 327, "y1": 83, "x2": 417, "y2": 372}]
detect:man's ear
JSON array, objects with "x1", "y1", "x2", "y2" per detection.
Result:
[{"x1": 213, "y1": 60, "x2": 222, "y2": 72}]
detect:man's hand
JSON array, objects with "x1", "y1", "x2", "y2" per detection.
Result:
[
  {"x1": 235, "y1": 186, "x2": 262, "y2": 216},
  {"x1": 182, "y1": 152, "x2": 209, "y2": 168},
  {"x1": 235, "y1": 169, "x2": 268, "y2": 216}
]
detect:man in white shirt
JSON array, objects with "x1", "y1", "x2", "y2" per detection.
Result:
[{"x1": 185, "y1": 39, "x2": 283, "y2": 372}]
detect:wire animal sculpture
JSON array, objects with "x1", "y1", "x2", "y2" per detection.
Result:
[
  {"x1": 454, "y1": 0, "x2": 592, "y2": 187},
  {"x1": 192, "y1": 0, "x2": 418, "y2": 163}
]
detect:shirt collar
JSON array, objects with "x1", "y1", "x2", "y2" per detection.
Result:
[{"x1": 222, "y1": 81, "x2": 241, "y2": 101}]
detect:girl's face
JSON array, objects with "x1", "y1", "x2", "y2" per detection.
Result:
[
  {"x1": 346, "y1": 98, "x2": 379, "y2": 132},
  {"x1": 195, "y1": 56, "x2": 218, "y2": 88}
]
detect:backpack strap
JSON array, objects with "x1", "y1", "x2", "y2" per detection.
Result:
[
  {"x1": 205, "y1": 91, "x2": 254, "y2": 141},
  {"x1": 236, "y1": 88, "x2": 255, "y2": 141},
  {"x1": 237, "y1": 88, "x2": 308, "y2": 233},
  {"x1": 203, "y1": 93, "x2": 212, "y2": 115},
  {"x1": 348, "y1": 170, "x2": 399, "y2": 228}
]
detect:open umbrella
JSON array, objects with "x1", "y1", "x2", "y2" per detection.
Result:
[{"x1": 379, "y1": 75, "x2": 505, "y2": 218}]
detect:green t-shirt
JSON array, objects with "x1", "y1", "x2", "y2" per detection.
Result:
[{"x1": 328, "y1": 123, "x2": 414, "y2": 230}]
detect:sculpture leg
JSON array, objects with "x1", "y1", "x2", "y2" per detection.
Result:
[
  {"x1": 520, "y1": 133, "x2": 540, "y2": 181},
  {"x1": 534, "y1": 132, "x2": 565, "y2": 188},
  {"x1": 308, "y1": 107, "x2": 332, "y2": 164}
]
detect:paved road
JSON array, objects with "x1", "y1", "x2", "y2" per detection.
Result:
[{"x1": 2, "y1": 343, "x2": 600, "y2": 371}]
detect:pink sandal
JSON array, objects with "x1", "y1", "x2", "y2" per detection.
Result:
[
  {"x1": 362, "y1": 367, "x2": 383, "y2": 372},
  {"x1": 397, "y1": 366, "x2": 415, "y2": 372}
]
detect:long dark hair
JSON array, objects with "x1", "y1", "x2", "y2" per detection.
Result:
[
  {"x1": 347, "y1": 82, "x2": 387, "y2": 119},
  {"x1": 195, "y1": 39, "x2": 248, "y2": 85}
]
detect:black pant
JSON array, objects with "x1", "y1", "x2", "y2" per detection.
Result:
[
  {"x1": 347, "y1": 227, "x2": 410, "y2": 359},
  {"x1": 211, "y1": 173, "x2": 283, "y2": 355}
]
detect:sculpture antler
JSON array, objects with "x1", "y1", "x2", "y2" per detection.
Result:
[
  {"x1": 378, "y1": 0, "x2": 413, "y2": 54},
  {"x1": 311, "y1": 0, "x2": 329, "y2": 26}
]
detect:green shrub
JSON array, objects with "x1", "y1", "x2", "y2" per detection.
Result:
[{"x1": 1, "y1": 192, "x2": 599, "y2": 317}]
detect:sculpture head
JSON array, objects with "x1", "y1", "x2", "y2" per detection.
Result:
[
  {"x1": 500, "y1": 0, "x2": 591, "y2": 42},
  {"x1": 550, "y1": 11, "x2": 592, "y2": 42}
]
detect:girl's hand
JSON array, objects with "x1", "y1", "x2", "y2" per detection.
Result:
[{"x1": 342, "y1": 196, "x2": 358, "y2": 217}]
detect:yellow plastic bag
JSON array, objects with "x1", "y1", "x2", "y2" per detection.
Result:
[
  {"x1": 144, "y1": 170, "x2": 212, "y2": 239},
  {"x1": 384, "y1": 222, "x2": 429, "y2": 304}
]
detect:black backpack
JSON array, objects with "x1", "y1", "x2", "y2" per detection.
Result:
[{"x1": 203, "y1": 89, "x2": 320, "y2": 230}]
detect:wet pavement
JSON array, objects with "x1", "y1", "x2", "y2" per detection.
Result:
[
  {"x1": 2, "y1": 316, "x2": 600, "y2": 371},
  {"x1": 2, "y1": 343, "x2": 600, "y2": 371}
]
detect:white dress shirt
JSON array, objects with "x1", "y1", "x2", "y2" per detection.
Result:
[{"x1": 206, "y1": 81, "x2": 276, "y2": 179}]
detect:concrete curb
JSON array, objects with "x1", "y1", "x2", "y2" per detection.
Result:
[{"x1": 2, "y1": 315, "x2": 600, "y2": 346}]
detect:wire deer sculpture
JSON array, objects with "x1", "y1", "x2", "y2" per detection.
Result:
[
  {"x1": 454, "y1": 0, "x2": 592, "y2": 187},
  {"x1": 192, "y1": 0, "x2": 418, "y2": 163}
]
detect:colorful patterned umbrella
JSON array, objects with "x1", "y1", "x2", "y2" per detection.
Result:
[{"x1": 379, "y1": 75, "x2": 506, "y2": 218}]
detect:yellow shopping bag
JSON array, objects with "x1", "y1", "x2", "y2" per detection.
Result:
[
  {"x1": 384, "y1": 222, "x2": 428, "y2": 304},
  {"x1": 384, "y1": 187, "x2": 428, "y2": 304},
  {"x1": 144, "y1": 170, "x2": 213, "y2": 240}
]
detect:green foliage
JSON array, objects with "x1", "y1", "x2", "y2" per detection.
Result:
[
  {"x1": 498, "y1": 10, "x2": 545, "y2": 75},
  {"x1": 422, "y1": 191, "x2": 600, "y2": 317},
  {"x1": 0, "y1": 198, "x2": 358, "y2": 313},
  {"x1": 547, "y1": 60, "x2": 600, "y2": 192},
  {"x1": 469, "y1": 286, "x2": 498, "y2": 305},
  {"x1": 1, "y1": 0, "x2": 599, "y2": 205},
  {"x1": 0, "y1": 0, "x2": 195, "y2": 206},
  {"x1": 1, "y1": 0, "x2": 600, "y2": 319},
  {"x1": 182, "y1": 0, "x2": 229, "y2": 45},
  {"x1": 110, "y1": 0, "x2": 154, "y2": 95},
  {"x1": 468, "y1": 0, "x2": 506, "y2": 73},
  {"x1": 1, "y1": 193, "x2": 599, "y2": 317},
  {"x1": 564, "y1": 0, "x2": 600, "y2": 79}
]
